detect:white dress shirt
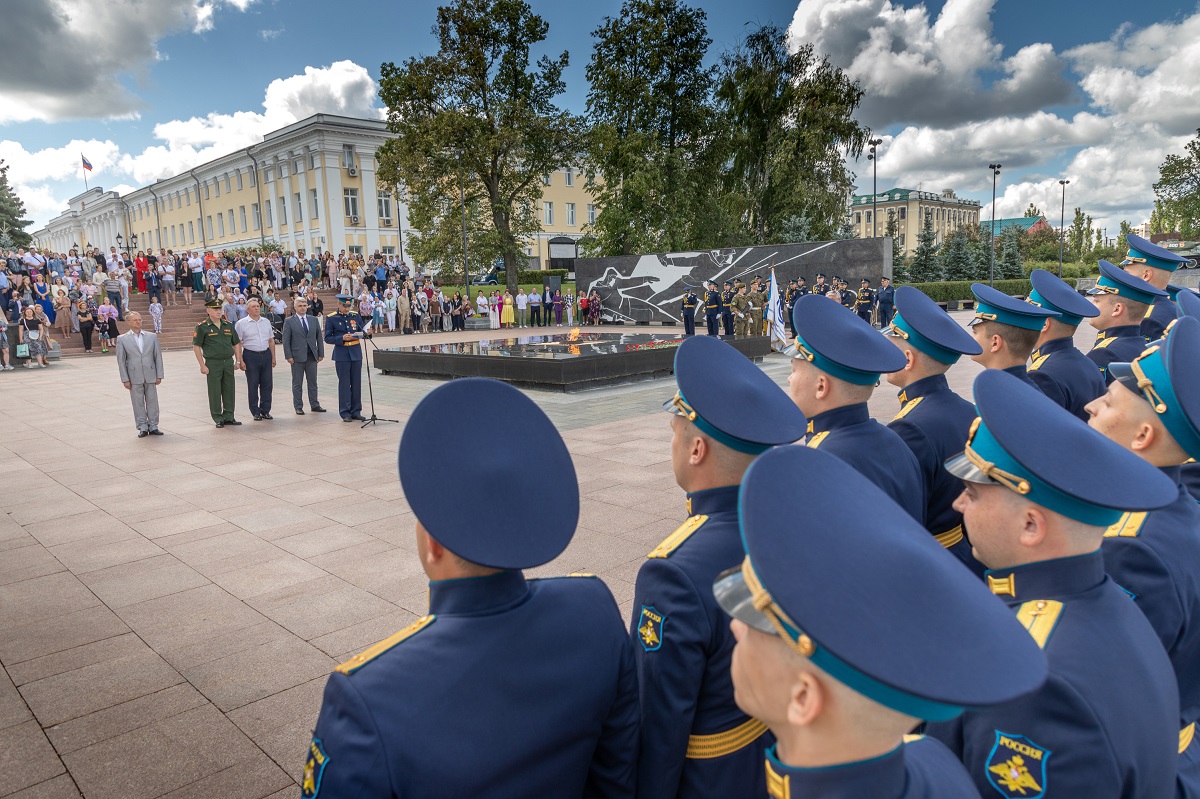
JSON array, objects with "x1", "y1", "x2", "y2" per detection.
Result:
[{"x1": 234, "y1": 314, "x2": 274, "y2": 352}]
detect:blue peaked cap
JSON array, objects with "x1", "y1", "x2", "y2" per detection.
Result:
[
  {"x1": 1087, "y1": 261, "x2": 1167, "y2": 306},
  {"x1": 1028, "y1": 269, "x2": 1098, "y2": 327},
  {"x1": 970, "y1": 282, "x2": 1059, "y2": 331},
  {"x1": 1109, "y1": 315, "x2": 1200, "y2": 460},
  {"x1": 787, "y1": 294, "x2": 905, "y2": 384},
  {"x1": 1124, "y1": 234, "x2": 1194, "y2": 273},
  {"x1": 887, "y1": 285, "x2": 981, "y2": 365}
]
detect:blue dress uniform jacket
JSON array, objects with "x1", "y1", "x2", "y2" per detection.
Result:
[
  {"x1": 704, "y1": 289, "x2": 723, "y2": 336},
  {"x1": 1028, "y1": 337, "x2": 1107, "y2": 421},
  {"x1": 1088, "y1": 326, "x2": 1148, "y2": 385},
  {"x1": 887, "y1": 375, "x2": 981, "y2": 571},
  {"x1": 763, "y1": 738, "x2": 981, "y2": 799},
  {"x1": 307, "y1": 571, "x2": 639, "y2": 798},
  {"x1": 323, "y1": 311, "x2": 367, "y2": 362},
  {"x1": 1101, "y1": 466, "x2": 1200, "y2": 799},
  {"x1": 806, "y1": 403, "x2": 927, "y2": 526},
  {"x1": 681, "y1": 291, "x2": 698, "y2": 336},
  {"x1": 1183, "y1": 462, "x2": 1200, "y2": 503},
  {"x1": 1001, "y1": 364, "x2": 1040, "y2": 391},
  {"x1": 1142, "y1": 294, "x2": 1180, "y2": 341},
  {"x1": 630, "y1": 486, "x2": 769, "y2": 799},
  {"x1": 927, "y1": 551, "x2": 1179, "y2": 799},
  {"x1": 721, "y1": 289, "x2": 735, "y2": 336}
]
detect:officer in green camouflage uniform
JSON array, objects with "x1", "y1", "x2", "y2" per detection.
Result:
[
  {"x1": 193, "y1": 298, "x2": 244, "y2": 428},
  {"x1": 731, "y1": 283, "x2": 752, "y2": 338}
]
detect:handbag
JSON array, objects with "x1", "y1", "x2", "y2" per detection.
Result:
[{"x1": 16, "y1": 343, "x2": 29, "y2": 357}]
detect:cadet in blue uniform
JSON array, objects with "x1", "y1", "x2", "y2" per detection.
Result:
[
  {"x1": 854, "y1": 278, "x2": 875, "y2": 324},
  {"x1": 968, "y1": 282, "x2": 1058, "y2": 389},
  {"x1": 1175, "y1": 292, "x2": 1200, "y2": 502},
  {"x1": 721, "y1": 281, "x2": 734, "y2": 336},
  {"x1": 928, "y1": 370, "x2": 1180, "y2": 799},
  {"x1": 884, "y1": 285, "x2": 984, "y2": 572},
  {"x1": 323, "y1": 293, "x2": 370, "y2": 421},
  {"x1": 876, "y1": 276, "x2": 895, "y2": 327},
  {"x1": 810, "y1": 273, "x2": 828, "y2": 296},
  {"x1": 680, "y1": 287, "x2": 699, "y2": 336},
  {"x1": 1025, "y1": 269, "x2": 1106, "y2": 421},
  {"x1": 704, "y1": 281, "x2": 722, "y2": 336},
  {"x1": 713, "y1": 446, "x2": 1047, "y2": 799},
  {"x1": 304, "y1": 379, "x2": 638, "y2": 798},
  {"x1": 636, "y1": 336, "x2": 808, "y2": 799},
  {"x1": 1123, "y1": 233, "x2": 1192, "y2": 340},
  {"x1": 1087, "y1": 316, "x2": 1200, "y2": 798},
  {"x1": 1087, "y1": 260, "x2": 1167, "y2": 384},
  {"x1": 785, "y1": 294, "x2": 926, "y2": 524}
]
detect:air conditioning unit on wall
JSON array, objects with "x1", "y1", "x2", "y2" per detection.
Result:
[
  {"x1": 350, "y1": 215, "x2": 360, "y2": 225},
  {"x1": 382, "y1": 217, "x2": 392, "y2": 226},
  {"x1": 347, "y1": 165, "x2": 358, "y2": 177}
]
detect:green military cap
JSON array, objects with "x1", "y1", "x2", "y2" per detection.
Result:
[{"x1": 205, "y1": 298, "x2": 223, "y2": 309}]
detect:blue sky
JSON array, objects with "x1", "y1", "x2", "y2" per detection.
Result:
[{"x1": 3, "y1": 0, "x2": 1198, "y2": 235}]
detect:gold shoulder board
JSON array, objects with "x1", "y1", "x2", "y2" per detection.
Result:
[
  {"x1": 1093, "y1": 337, "x2": 1117, "y2": 350},
  {"x1": 891, "y1": 396, "x2": 924, "y2": 423},
  {"x1": 806, "y1": 431, "x2": 831, "y2": 449},
  {"x1": 1104, "y1": 512, "x2": 1148, "y2": 538},
  {"x1": 648, "y1": 515, "x2": 709, "y2": 559},
  {"x1": 1015, "y1": 600, "x2": 1063, "y2": 649},
  {"x1": 335, "y1": 615, "x2": 436, "y2": 675},
  {"x1": 1029, "y1": 352, "x2": 1051, "y2": 372},
  {"x1": 903, "y1": 734, "x2": 925, "y2": 743}
]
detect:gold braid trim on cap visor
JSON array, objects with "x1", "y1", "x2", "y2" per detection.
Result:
[
  {"x1": 793, "y1": 342, "x2": 815, "y2": 362},
  {"x1": 741, "y1": 558, "x2": 815, "y2": 657},
  {"x1": 665, "y1": 392, "x2": 698, "y2": 422},
  {"x1": 963, "y1": 418, "x2": 1032, "y2": 496},
  {"x1": 1130, "y1": 346, "x2": 1168, "y2": 414},
  {"x1": 973, "y1": 312, "x2": 998, "y2": 323}
]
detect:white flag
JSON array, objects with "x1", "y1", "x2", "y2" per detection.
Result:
[{"x1": 768, "y1": 268, "x2": 788, "y2": 353}]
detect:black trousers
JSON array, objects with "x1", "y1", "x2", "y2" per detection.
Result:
[
  {"x1": 243, "y1": 349, "x2": 273, "y2": 415},
  {"x1": 878, "y1": 304, "x2": 894, "y2": 327},
  {"x1": 722, "y1": 311, "x2": 733, "y2": 336},
  {"x1": 857, "y1": 309, "x2": 873, "y2": 326},
  {"x1": 682, "y1": 311, "x2": 695, "y2": 336},
  {"x1": 705, "y1": 310, "x2": 719, "y2": 336},
  {"x1": 530, "y1": 306, "x2": 541, "y2": 326},
  {"x1": 79, "y1": 321, "x2": 94, "y2": 351},
  {"x1": 335, "y1": 359, "x2": 362, "y2": 418},
  {"x1": 786, "y1": 305, "x2": 796, "y2": 336}
]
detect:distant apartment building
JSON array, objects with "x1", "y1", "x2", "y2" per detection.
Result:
[{"x1": 849, "y1": 188, "x2": 982, "y2": 255}]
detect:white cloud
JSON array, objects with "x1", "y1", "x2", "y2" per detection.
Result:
[{"x1": 260, "y1": 27, "x2": 284, "y2": 41}]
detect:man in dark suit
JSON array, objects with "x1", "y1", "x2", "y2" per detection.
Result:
[
  {"x1": 541, "y1": 285, "x2": 554, "y2": 327},
  {"x1": 283, "y1": 295, "x2": 326, "y2": 415}
]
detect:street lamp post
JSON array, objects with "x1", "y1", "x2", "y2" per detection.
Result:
[
  {"x1": 868, "y1": 138, "x2": 883, "y2": 238},
  {"x1": 988, "y1": 164, "x2": 1002, "y2": 286},
  {"x1": 1058, "y1": 179, "x2": 1069, "y2": 276},
  {"x1": 459, "y1": 170, "x2": 469, "y2": 288},
  {"x1": 115, "y1": 232, "x2": 137, "y2": 259}
]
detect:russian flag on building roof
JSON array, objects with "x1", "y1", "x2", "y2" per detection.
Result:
[{"x1": 81, "y1": 154, "x2": 93, "y2": 171}]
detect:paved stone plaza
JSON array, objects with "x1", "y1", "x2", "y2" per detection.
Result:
[{"x1": 0, "y1": 314, "x2": 1063, "y2": 798}]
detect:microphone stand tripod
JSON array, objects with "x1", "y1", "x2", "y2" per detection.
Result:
[{"x1": 359, "y1": 334, "x2": 399, "y2": 429}]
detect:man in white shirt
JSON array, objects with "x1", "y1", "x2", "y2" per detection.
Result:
[
  {"x1": 115, "y1": 311, "x2": 165, "y2": 437},
  {"x1": 234, "y1": 297, "x2": 277, "y2": 420},
  {"x1": 516, "y1": 290, "x2": 529, "y2": 328}
]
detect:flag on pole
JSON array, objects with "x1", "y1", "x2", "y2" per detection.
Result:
[
  {"x1": 767, "y1": 268, "x2": 788, "y2": 353},
  {"x1": 81, "y1": 154, "x2": 93, "y2": 171}
]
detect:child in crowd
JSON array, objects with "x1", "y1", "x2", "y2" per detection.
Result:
[
  {"x1": 148, "y1": 296, "x2": 164, "y2": 333},
  {"x1": 95, "y1": 312, "x2": 112, "y2": 353}
]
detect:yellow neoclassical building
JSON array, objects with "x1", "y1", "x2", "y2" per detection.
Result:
[
  {"x1": 848, "y1": 187, "x2": 982, "y2": 255},
  {"x1": 32, "y1": 114, "x2": 598, "y2": 268}
]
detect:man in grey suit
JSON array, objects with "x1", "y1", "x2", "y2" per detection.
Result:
[
  {"x1": 282, "y1": 295, "x2": 327, "y2": 415},
  {"x1": 115, "y1": 311, "x2": 165, "y2": 437}
]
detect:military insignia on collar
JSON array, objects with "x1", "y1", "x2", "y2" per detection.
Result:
[
  {"x1": 302, "y1": 737, "x2": 330, "y2": 798},
  {"x1": 638, "y1": 606, "x2": 665, "y2": 652},
  {"x1": 986, "y1": 731, "x2": 1049, "y2": 798}
]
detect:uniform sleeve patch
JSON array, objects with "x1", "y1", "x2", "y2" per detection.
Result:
[
  {"x1": 301, "y1": 737, "x2": 329, "y2": 798},
  {"x1": 637, "y1": 605, "x2": 666, "y2": 652},
  {"x1": 986, "y1": 731, "x2": 1050, "y2": 798}
]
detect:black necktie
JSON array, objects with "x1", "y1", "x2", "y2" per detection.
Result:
[{"x1": 302, "y1": 317, "x2": 308, "y2": 334}]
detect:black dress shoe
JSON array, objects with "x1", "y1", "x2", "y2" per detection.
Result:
[
  {"x1": 350, "y1": 414, "x2": 366, "y2": 421},
  {"x1": 138, "y1": 430, "x2": 149, "y2": 438},
  {"x1": 226, "y1": 419, "x2": 243, "y2": 426},
  {"x1": 342, "y1": 416, "x2": 353, "y2": 422},
  {"x1": 215, "y1": 421, "x2": 224, "y2": 428},
  {"x1": 295, "y1": 408, "x2": 305, "y2": 415},
  {"x1": 262, "y1": 413, "x2": 273, "y2": 420},
  {"x1": 149, "y1": 429, "x2": 164, "y2": 436},
  {"x1": 311, "y1": 406, "x2": 327, "y2": 413},
  {"x1": 252, "y1": 414, "x2": 262, "y2": 421}
]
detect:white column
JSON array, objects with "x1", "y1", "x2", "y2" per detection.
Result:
[
  {"x1": 297, "y1": 166, "x2": 310, "y2": 255},
  {"x1": 362, "y1": 160, "x2": 379, "y2": 254},
  {"x1": 323, "y1": 159, "x2": 345, "y2": 253}
]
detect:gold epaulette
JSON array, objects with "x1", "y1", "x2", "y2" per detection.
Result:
[
  {"x1": 1029, "y1": 352, "x2": 1051, "y2": 371},
  {"x1": 1093, "y1": 337, "x2": 1117, "y2": 350},
  {"x1": 1103, "y1": 511, "x2": 1148, "y2": 538},
  {"x1": 1015, "y1": 600, "x2": 1063, "y2": 649},
  {"x1": 892, "y1": 396, "x2": 924, "y2": 422},
  {"x1": 335, "y1": 615, "x2": 436, "y2": 675},
  {"x1": 648, "y1": 515, "x2": 709, "y2": 559},
  {"x1": 903, "y1": 733, "x2": 925, "y2": 743},
  {"x1": 1182, "y1": 723, "x2": 1195, "y2": 755},
  {"x1": 806, "y1": 431, "x2": 830, "y2": 449}
]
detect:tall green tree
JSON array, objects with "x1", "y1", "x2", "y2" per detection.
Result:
[
  {"x1": 0, "y1": 160, "x2": 32, "y2": 248},
  {"x1": 968, "y1": 238, "x2": 991, "y2": 282},
  {"x1": 1067, "y1": 207, "x2": 1087, "y2": 261},
  {"x1": 715, "y1": 25, "x2": 867, "y2": 243},
  {"x1": 939, "y1": 226, "x2": 973, "y2": 281},
  {"x1": 1024, "y1": 203, "x2": 1042, "y2": 218},
  {"x1": 1119, "y1": 220, "x2": 1133, "y2": 239},
  {"x1": 998, "y1": 225, "x2": 1023, "y2": 280},
  {"x1": 909, "y1": 211, "x2": 941, "y2": 282},
  {"x1": 582, "y1": 0, "x2": 718, "y2": 256},
  {"x1": 1154, "y1": 128, "x2": 1200, "y2": 239},
  {"x1": 885, "y1": 211, "x2": 902, "y2": 266},
  {"x1": 376, "y1": 0, "x2": 583, "y2": 292}
]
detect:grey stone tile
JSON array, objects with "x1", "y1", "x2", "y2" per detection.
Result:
[
  {"x1": 0, "y1": 572, "x2": 99, "y2": 633},
  {"x1": 47, "y1": 535, "x2": 164, "y2": 575},
  {"x1": 315, "y1": 498, "x2": 403, "y2": 527},
  {"x1": 19, "y1": 648, "x2": 183, "y2": 727},
  {"x1": 246, "y1": 576, "x2": 400, "y2": 641},
  {"x1": 272, "y1": 525, "x2": 374, "y2": 559},
  {"x1": 156, "y1": 752, "x2": 293, "y2": 799},
  {"x1": 0, "y1": 720, "x2": 66, "y2": 796},
  {"x1": 79, "y1": 554, "x2": 210, "y2": 610},
  {"x1": 0, "y1": 545, "x2": 64, "y2": 588},
  {"x1": 206, "y1": 556, "x2": 329, "y2": 600},
  {"x1": 0, "y1": 605, "x2": 130, "y2": 665},
  {"x1": 182, "y1": 636, "x2": 333, "y2": 712},
  {"x1": 44, "y1": 683, "x2": 209, "y2": 756},
  {"x1": 307, "y1": 609, "x2": 421, "y2": 658},
  {"x1": 21, "y1": 513, "x2": 139, "y2": 549},
  {"x1": 0, "y1": 667, "x2": 33, "y2": 731},
  {"x1": 7, "y1": 633, "x2": 145, "y2": 687},
  {"x1": 6, "y1": 774, "x2": 82, "y2": 799}
]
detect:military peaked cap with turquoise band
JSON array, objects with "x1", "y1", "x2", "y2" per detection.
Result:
[
  {"x1": 1028, "y1": 269, "x2": 1098, "y2": 327},
  {"x1": 1109, "y1": 315, "x2": 1200, "y2": 459},
  {"x1": 712, "y1": 445, "x2": 1047, "y2": 722},
  {"x1": 664, "y1": 335, "x2": 807, "y2": 454},
  {"x1": 1087, "y1": 260, "x2": 1167, "y2": 306},
  {"x1": 887, "y1": 285, "x2": 981, "y2": 364},
  {"x1": 969, "y1": 282, "x2": 1059, "y2": 331},
  {"x1": 946, "y1": 370, "x2": 1177, "y2": 527},
  {"x1": 787, "y1": 294, "x2": 905, "y2": 384},
  {"x1": 1178, "y1": 289, "x2": 1200, "y2": 320},
  {"x1": 1124, "y1": 233, "x2": 1195, "y2": 272}
]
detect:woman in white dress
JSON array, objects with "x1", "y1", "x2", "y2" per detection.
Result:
[
  {"x1": 476, "y1": 291, "x2": 489, "y2": 323},
  {"x1": 489, "y1": 290, "x2": 501, "y2": 330}
]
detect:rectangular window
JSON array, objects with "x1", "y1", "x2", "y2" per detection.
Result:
[
  {"x1": 189, "y1": 221, "x2": 195, "y2": 244},
  {"x1": 204, "y1": 184, "x2": 210, "y2": 200},
  {"x1": 168, "y1": 194, "x2": 174, "y2": 211},
  {"x1": 217, "y1": 214, "x2": 225, "y2": 237},
  {"x1": 865, "y1": 211, "x2": 872, "y2": 224},
  {"x1": 854, "y1": 212, "x2": 862, "y2": 224},
  {"x1": 377, "y1": 190, "x2": 392, "y2": 220},
  {"x1": 248, "y1": 169, "x2": 256, "y2": 187},
  {"x1": 293, "y1": 159, "x2": 302, "y2": 175},
  {"x1": 264, "y1": 166, "x2": 274, "y2": 183},
  {"x1": 343, "y1": 188, "x2": 360, "y2": 218},
  {"x1": 566, "y1": 202, "x2": 576, "y2": 226},
  {"x1": 564, "y1": 169, "x2": 573, "y2": 187},
  {"x1": 252, "y1": 203, "x2": 261, "y2": 230},
  {"x1": 264, "y1": 200, "x2": 273, "y2": 228},
  {"x1": 310, "y1": 189, "x2": 319, "y2": 218},
  {"x1": 294, "y1": 192, "x2": 303, "y2": 222},
  {"x1": 178, "y1": 224, "x2": 184, "y2": 244},
  {"x1": 342, "y1": 145, "x2": 355, "y2": 169},
  {"x1": 236, "y1": 171, "x2": 243, "y2": 191},
  {"x1": 279, "y1": 162, "x2": 288, "y2": 179},
  {"x1": 899, "y1": 233, "x2": 906, "y2": 247},
  {"x1": 206, "y1": 216, "x2": 214, "y2": 240},
  {"x1": 587, "y1": 204, "x2": 596, "y2": 224},
  {"x1": 278, "y1": 196, "x2": 287, "y2": 225},
  {"x1": 542, "y1": 173, "x2": 551, "y2": 186},
  {"x1": 170, "y1": 226, "x2": 177, "y2": 247},
  {"x1": 239, "y1": 206, "x2": 247, "y2": 232},
  {"x1": 310, "y1": 153, "x2": 320, "y2": 170},
  {"x1": 899, "y1": 207, "x2": 906, "y2": 220},
  {"x1": 214, "y1": 180, "x2": 220, "y2": 198},
  {"x1": 227, "y1": 210, "x2": 234, "y2": 236},
  {"x1": 381, "y1": 246, "x2": 396, "y2": 256},
  {"x1": 543, "y1": 201, "x2": 553, "y2": 225},
  {"x1": 224, "y1": 175, "x2": 231, "y2": 193}
]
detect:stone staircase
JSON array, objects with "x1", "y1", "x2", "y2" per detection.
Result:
[{"x1": 54, "y1": 291, "x2": 210, "y2": 357}]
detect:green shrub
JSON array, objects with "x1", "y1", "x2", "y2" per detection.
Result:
[
  {"x1": 495, "y1": 268, "x2": 570, "y2": 284},
  {"x1": 905, "y1": 279, "x2": 1033, "y2": 303}
]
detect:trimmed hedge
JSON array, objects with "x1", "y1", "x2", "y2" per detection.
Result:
[
  {"x1": 495, "y1": 268, "x2": 570, "y2": 284},
  {"x1": 906, "y1": 279, "x2": 1032, "y2": 303}
]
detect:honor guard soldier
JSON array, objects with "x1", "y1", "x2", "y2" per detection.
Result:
[
  {"x1": 854, "y1": 278, "x2": 875, "y2": 324},
  {"x1": 714, "y1": 446, "x2": 1047, "y2": 799},
  {"x1": 810, "y1": 273, "x2": 828, "y2": 296},
  {"x1": 1123, "y1": 233, "x2": 1193, "y2": 340},
  {"x1": 1025, "y1": 269, "x2": 1106, "y2": 421},
  {"x1": 968, "y1": 282, "x2": 1059, "y2": 389},
  {"x1": 192, "y1": 297, "x2": 243, "y2": 428},
  {"x1": 753, "y1": 278, "x2": 770, "y2": 335},
  {"x1": 1087, "y1": 316, "x2": 1200, "y2": 798},
  {"x1": 731, "y1": 283, "x2": 751, "y2": 338},
  {"x1": 324, "y1": 293, "x2": 370, "y2": 421},
  {"x1": 637, "y1": 336, "x2": 808, "y2": 799},
  {"x1": 786, "y1": 294, "x2": 926, "y2": 525},
  {"x1": 884, "y1": 286, "x2": 985, "y2": 573},
  {"x1": 785, "y1": 279, "x2": 802, "y2": 337},
  {"x1": 721, "y1": 281, "x2": 735, "y2": 336},
  {"x1": 681, "y1": 287, "x2": 699, "y2": 336},
  {"x1": 838, "y1": 279, "x2": 856, "y2": 310},
  {"x1": 305, "y1": 379, "x2": 639, "y2": 798},
  {"x1": 928, "y1": 370, "x2": 1180, "y2": 799},
  {"x1": 876, "y1": 276, "x2": 895, "y2": 327},
  {"x1": 704, "y1": 281, "x2": 723, "y2": 336},
  {"x1": 1086, "y1": 260, "x2": 1168, "y2": 384}
]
